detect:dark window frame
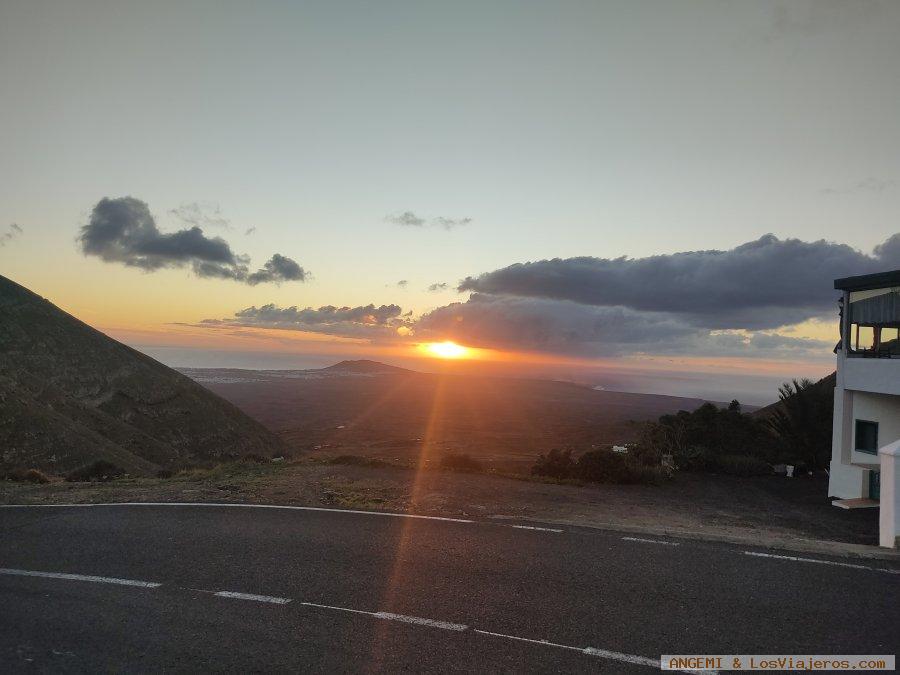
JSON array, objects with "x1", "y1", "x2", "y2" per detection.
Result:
[{"x1": 855, "y1": 419, "x2": 879, "y2": 455}]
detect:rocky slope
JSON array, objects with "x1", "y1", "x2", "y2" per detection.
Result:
[{"x1": 0, "y1": 275, "x2": 283, "y2": 475}]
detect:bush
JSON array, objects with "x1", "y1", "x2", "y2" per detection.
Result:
[
  {"x1": 239, "y1": 453, "x2": 269, "y2": 464},
  {"x1": 532, "y1": 448, "x2": 666, "y2": 485},
  {"x1": 23, "y1": 469, "x2": 50, "y2": 484},
  {"x1": 707, "y1": 454, "x2": 772, "y2": 477},
  {"x1": 531, "y1": 449, "x2": 576, "y2": 479},
  {"x1": 155, "y1": 469, "x2": 174, "y2": 479},
  {"x1": 576, "y1": 449, "x2": 636, "y2": 483},
  {"x1": 66, "y1": 460, "x2": 125, "y2": 482},
  {"x1": 2, "y1": 468, "x2": 51, "y2": 484}
]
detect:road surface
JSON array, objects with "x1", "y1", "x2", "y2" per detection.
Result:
[{"x1": 0, "y1": 503, "x2": 897, "y2": 673}]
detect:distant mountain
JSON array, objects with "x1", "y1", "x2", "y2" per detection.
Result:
[
  {"x1": 0, "y1": 275, "x2": 283, "y2": 475},
  {"x1": 321, "y1": 359, "x2": 411, "y2": 375}
]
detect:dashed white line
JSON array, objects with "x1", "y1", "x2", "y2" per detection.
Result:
[
  {"x1": 0, "y1": 567, "x2": 161, "y2": 588},
  {"x1": 511, "y1": 525, "x2": 564, "y2": 533},
  {"x1": 374, "y1": 612, "x2": 468, "y2": 631},
  {"x1": 743, "y1": 551, "x2": 900, "y2": 574},
  {"x1": 214, "y1": 591, "x2": 291, "y2": 604},
  {"x1": 0, "y1": 502, "x2": 475, "y2": 524},
  {"x1": 623, "y1": 536, "x2": 680, "y2": 546},
  {"x1": 475, "y1": 629, "x2": 715, "y2": 673}
]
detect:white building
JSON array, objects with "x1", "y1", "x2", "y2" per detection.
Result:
[{"x1": 828, "y1": 270, "x2": 900, "y2": 548}]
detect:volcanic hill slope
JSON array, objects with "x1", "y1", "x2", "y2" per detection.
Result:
[{"x1": 0, "y1": 275, "x2": 282, "y2": 475}]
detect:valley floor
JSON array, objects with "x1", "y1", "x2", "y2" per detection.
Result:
[{"x1": 0, "y1": 460, "x2": 888, "y2": 559}]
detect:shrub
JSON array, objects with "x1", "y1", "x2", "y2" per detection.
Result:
[
  {"x1": 239, "y1": 453, "x2": 269, "y2": 464},
  {"x1": 2, "y1": 468, "x2": 51, "y2": 483},
  {"x1": 65, "y1": 460, "x2": 124, "y2": 482},
  {"x1": 531, "y1": 449, "x2": 576, "y2": 479},
  {"x1": 155, "y1": 469, "x2": 174, "y2": 479},
  {"x1": 328, "y1": 455, "x2": 390, "y2": 468},
  {"x1": 23, "y1": 469, "x2": 50, "y2": 484},
  {"x1": 439, "y1": 453, "x2": 483, "y2": 472},
  {"x1": 707, "y1": 454, "x2": 772, "y2": 477},
  {"x1": 576, "y1": 449, "x2": 665, "y2": 484}
]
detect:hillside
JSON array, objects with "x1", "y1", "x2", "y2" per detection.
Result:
[
  {"x1": 0, "y1": 275, "x2": 283, "y2": 475},
  {"x1": 181, "y1": 361, "x2": 723, "y2": 470}
]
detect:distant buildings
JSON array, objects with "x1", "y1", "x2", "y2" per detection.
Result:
[{"x1": 828, "y1": 270, "x2": 900, "y2": 548}]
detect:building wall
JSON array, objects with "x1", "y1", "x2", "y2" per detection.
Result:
[
  {"x1": 843, "y1": 358, "x2": 900, "y2": 396},
  {"x1": 850, "y1": 391, "x2": 900, "y2": 464}
]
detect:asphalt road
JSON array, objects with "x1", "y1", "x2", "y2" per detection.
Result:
[{"x1": 0, "y1": 504, "x2": 897, "y2": 673}]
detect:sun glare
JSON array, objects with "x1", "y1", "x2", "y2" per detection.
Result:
[{"x1": 422, "y1": 341, "x2": 469, "y2": 359}]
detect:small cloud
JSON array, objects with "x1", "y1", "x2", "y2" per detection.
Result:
[
  {"x1": 432, "y1": 216, "x2": 472, "y2": 230},
  {"x1": 0, "y1": 223, "x2": 22, "y2": 246},
  {"x1": 396, "y1": 279, "x2": 409, "y2": 288},
  {"x1": 821, "y1": 177, "x2": 898, "y2": 195},
  {"x1": 386, "y1": 211, "x2": 426, "y2": 227},
  {"x1": 428, "y1": 282, "x2": 449, "y2": 292},
  {"x1": 170, "y1": 201, "x2": 232, "y2": 230},
  {"x1": 386, "y1": 211, "x2": 472, "y2": 230},
  {"x1": 245, "y1": 226, "x2": 256, "y2": 236}
]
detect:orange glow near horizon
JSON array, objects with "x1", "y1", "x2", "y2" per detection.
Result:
[{"x1": 420, "y1": 340, "x2": 470, "y2": 359}]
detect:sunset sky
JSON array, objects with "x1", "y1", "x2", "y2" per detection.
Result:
[{"x1": 1, "y1": 0, "x2": 899, "y2": 403}]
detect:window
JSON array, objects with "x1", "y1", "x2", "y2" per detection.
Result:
[{"x1": 855, "y1": 420, "x2": 879, "y2": 454}]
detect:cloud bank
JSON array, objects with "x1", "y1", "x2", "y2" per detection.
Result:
[
  {"x1": 204, "y1": 302, "x2": 411, "y2": 339},
  {"x1": 79, "y1": 197, "x2": 306, "y2": 284},
  {"x1": 458, "y1": 234, "x2": 900, "y2": 329}
]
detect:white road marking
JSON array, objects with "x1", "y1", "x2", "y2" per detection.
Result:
[
  {"x1": 302, "y1": 602, "x2": 467, "y2": 631},
  {"x1": 475, "y1": 629, "x2": 715, "y2": 673},
  {"x1": 742, "y1": 551, "x2": 900, "y2": 574},
  {"x1": 0, "y1": 567, "x2": 161, "y2": 588},
  {"x1": 374, "y1": 612, "x2": 468, "y2": 631},
  {"x1": 622, "y1": 536, "x2": 679, "y2": 546},
  {"x1": 301, "y1": 601, "x2": 375, "y2": 616},
  {"x1": 0, "y1": 502, "x2": 474, "y2": 524},
  {"x1": 214, "y1": 591, "x2": 291, "y2": 604},
  {"x1": 511, "y1": 525, "x2": 563, "y2": 533}
]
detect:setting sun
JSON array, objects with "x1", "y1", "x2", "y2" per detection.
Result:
[{"x1": 421, "y1": 341, "x2": 469, "y2": 359}]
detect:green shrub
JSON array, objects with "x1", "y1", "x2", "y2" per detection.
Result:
[
  {"x1": 65, "y1": 460, "x2": 124, "y2": 482},
  {"x1": 439, "y1": 453, "x2": 483, "y2": 472},
  {"x1": 531, "y1": 449, "x2": 576, "y2": 479}
]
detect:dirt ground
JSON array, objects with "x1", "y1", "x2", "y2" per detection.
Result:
[{"x1": 2, "y1": 459, "x2": 888, "y2": 559}]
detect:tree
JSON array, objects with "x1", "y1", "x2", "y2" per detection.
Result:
[{"x1": 766, "y1": 379, "x2": 833, "y2": 469}]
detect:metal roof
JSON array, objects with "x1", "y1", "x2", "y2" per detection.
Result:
[{"x1": 834, "y1": 269, "x2": 900, "y2": 292}]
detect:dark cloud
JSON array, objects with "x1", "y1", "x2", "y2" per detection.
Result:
[
  {"x1": 245, "y1": 226, "x2": 257, "y2": 236},
  {"x1": 458, "y1": 234, "x2": 900, "y2": 330},
  {"x1": 0, "y1": 223, "x2": 22, "y2": 246},
  {"x1": 386, "y1": 211, "x2": 472, "y2": 230},
  {"x1": 428, "y1": 282, "x2": 449, "y2": 292},
  {"x1": 169, "y1": 201, "x2": 231, "y2": 230},
  {"x1": 246, "y1": 254, "x2": 307, "y2": 285},
  {"x1": 417, "y1": 294, "x2": 831, "y2": 359},
  {"x1": 203, "y1": 302, "x2": 411, "y2": 340},
  {"x1": 78, "y1": 196, "x2": 306, "y2": 285},
  {"x1": 395, "y1": 280, "x2": 409, "y2": 288}
]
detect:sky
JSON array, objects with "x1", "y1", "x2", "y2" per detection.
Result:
[{"x1": 1, "y1": 0, "x2": 899, "y2": 404}]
